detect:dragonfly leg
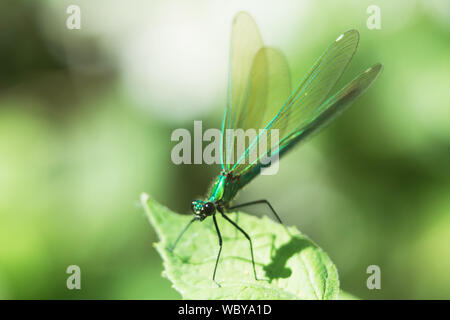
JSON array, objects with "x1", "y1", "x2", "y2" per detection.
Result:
[
  {"x1": 220, "y1": 211, "x2": 264, "y2": 281},
  {"x1": 167, "y1": 217, "x2": 196, "y2": 252},
  {"x1": 228, "y1": 199, "x2": 290, "y2": 234},
  {"x1": 233, "y1": 211, "x2": 239, "y2": 238},
  {"x1": 212, "y1": 214, "x2": 223, "y2": 287}
]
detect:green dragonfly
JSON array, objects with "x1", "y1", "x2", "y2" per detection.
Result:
[{"x1": 169, "y1": 12, "x2": 382, "y2": 286}]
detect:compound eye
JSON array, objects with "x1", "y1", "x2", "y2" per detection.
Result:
[
  {"x1": 203, "y1": 202, "x2": 215, "y2": 215},
  {"x1": 191, "y1": 201, "x2": 197, "y2": 213}
]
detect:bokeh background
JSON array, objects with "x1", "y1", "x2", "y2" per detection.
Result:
[{"x1": 1, "y1": 0, "x2": 449, "y2": 299}]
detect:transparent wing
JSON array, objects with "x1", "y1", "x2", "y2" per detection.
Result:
[
  {"x1": 231, "y1": 30, "x2": 361, "y2": 175},
  {"x1": 229, "y1": 47, "x2": 291, "y2": 174},
  {"x1": 221, "y1": 12, "x2": 263, "y2": 172},
  {"x1": 276, "y1": 63, "x2": 383, "y2": 156},
  {"x1": 221, "y1": 12, "x2": 291, "y2": 172},
  {"x1": 270, "y1": 30, "x2": 361, "y2": 137},
  {"x1": 241, "y1": 63, "x2": 383, "y2": 180}
]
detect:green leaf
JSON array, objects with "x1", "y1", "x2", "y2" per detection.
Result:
[{"x1": 142, "y1": 193, "x2": 340, "y2": 300}]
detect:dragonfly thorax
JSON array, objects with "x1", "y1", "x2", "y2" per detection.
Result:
[{"x1": 191, "y1": 200, "x2": 216, "y2": 221}]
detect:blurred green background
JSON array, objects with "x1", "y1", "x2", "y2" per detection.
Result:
[{"x1": 1, "y1": 0, "x2": 449, "y2": 299}]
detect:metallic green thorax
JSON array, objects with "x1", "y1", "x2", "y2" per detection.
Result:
[
  {"x1": 208, "y1": 174, "x2": 226, "y2": 202},
  {"x1": 208, "y1": 170, "x2": 258, "y2": 206}
]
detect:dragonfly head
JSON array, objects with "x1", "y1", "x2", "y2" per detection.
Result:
[{"x1": 191, "y1": 200, "x2": 216, "y2": 221}]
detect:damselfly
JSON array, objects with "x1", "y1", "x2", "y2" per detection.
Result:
[{"x1": 169, "y1": 12, "x2": 382, "y2": 286}]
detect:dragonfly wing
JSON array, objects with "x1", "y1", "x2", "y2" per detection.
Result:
[
  {"x1": 229, "y1": 46, "x2": 291, "y2": 174},
  {"x1": 221, "y1": 13, "x2": 291, "y2": 172},
  {"x1": 239, "y1": 63, "x2": 382, "y2": 184},
  {"x1": 270, "y1": 30, "x2": 361, "y2": 135},
  {"x1": 222, "y1": 12, "x2": 263, "y2": 172},
  {"x1": 232, "y1": 30, "x2": 361, "y2": 175},
  {"x1": 278, "y1": 63, "x2": 383, "y2": 156},
  {"x1": 237, "y1": 47, "x2": 291, "y2": 137}
]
